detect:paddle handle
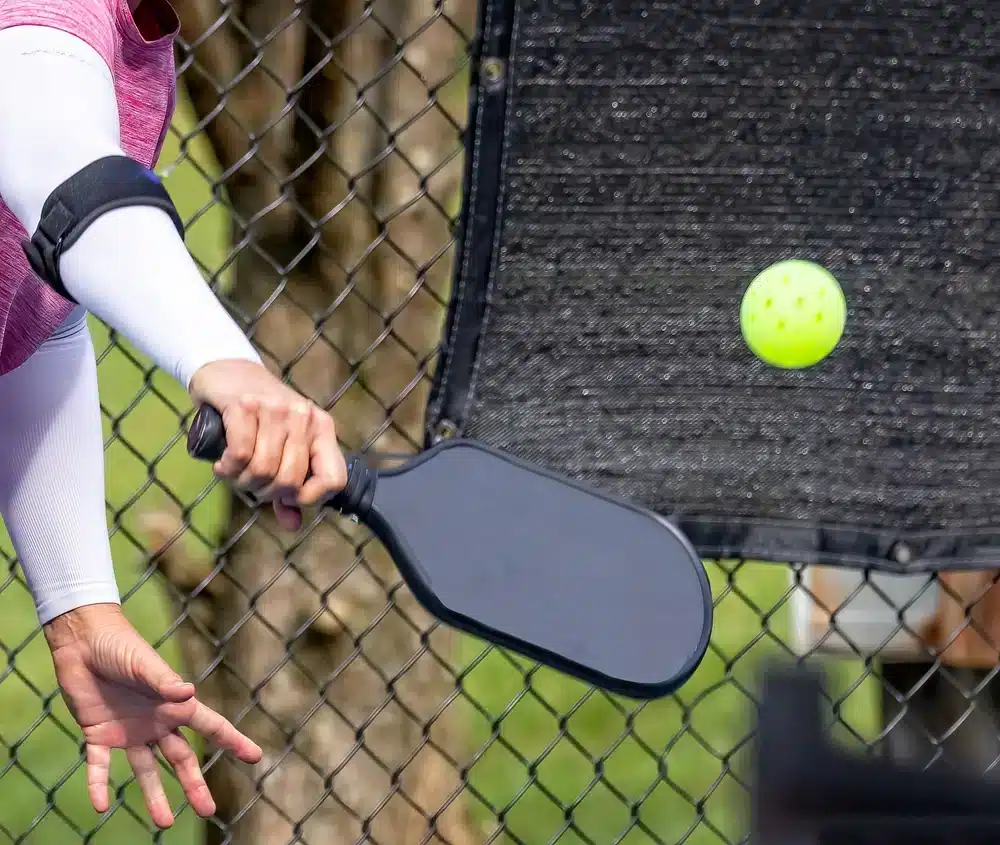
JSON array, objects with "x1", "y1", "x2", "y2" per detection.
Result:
[{"x1": 186, "y1": 405, "x2": 375, "y2": 518}]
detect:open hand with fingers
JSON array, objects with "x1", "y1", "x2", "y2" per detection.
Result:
[
  {"x1": 188, "y1": 359, "x2": 348, "y2": 530},
  {"x1": 38, "y1": 360, "x2": 344, "y2": 827},
  {"x1": 43, "y1": 603, "x2": 262, "y2": 828}
]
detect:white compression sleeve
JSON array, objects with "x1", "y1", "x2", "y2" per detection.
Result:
[
  {"x1": 0, "y1": 308, "x2": 121, "y2": 624},
  {"x1": 0, "y1": 25, "x2": 261, "y2": 389}
]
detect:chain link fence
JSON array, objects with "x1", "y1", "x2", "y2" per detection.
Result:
[{"x1": 2, "y1": 2, "x2": 1000, "y2": 844}]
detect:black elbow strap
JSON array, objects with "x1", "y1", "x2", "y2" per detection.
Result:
[{"x1": 21, "y1": 155, "x2": 184, "y2": 303}]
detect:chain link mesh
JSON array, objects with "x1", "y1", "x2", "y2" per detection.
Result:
[{"x1": 2, "y1": 2, "x2": 1000, "y2": 844}]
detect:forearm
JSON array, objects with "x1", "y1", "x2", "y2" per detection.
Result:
[
  {"x1": 0, "y1": 25, "x2": 260, "y2": 389},
  {"x1": 0, "y1": 309, "x2": 120, "y2": 624}
]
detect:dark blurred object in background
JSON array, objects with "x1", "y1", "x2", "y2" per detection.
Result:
[{"x1": 753, "y1": 663, "x2": 1000, "y2": 845}]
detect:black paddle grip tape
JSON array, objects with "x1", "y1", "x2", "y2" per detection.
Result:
[
  {"x1": 186, "y1": 405, "x2": 373, "y2": 518},
  {"x1": 23, "y1": 155, "x2": 185, "y2": 302}
]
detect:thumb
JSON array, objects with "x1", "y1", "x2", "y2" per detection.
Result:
[
  {"x1": 273, "y1": 500, "x2": 303, "y2": 532},
  {"x1": 91, "y1": 627, "x2": 196, "y2": 702},
  {"x1": 133, "y1": 648, "x2": 196, "y2": 702}
]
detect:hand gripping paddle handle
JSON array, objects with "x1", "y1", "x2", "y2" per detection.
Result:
[{"x1": 186, "y1": 405, "x2": 376, "y2": 519}]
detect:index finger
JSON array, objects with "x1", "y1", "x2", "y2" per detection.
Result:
[
  {"x1": 297, "y1": 409, "x2": 347, "y2": 506},
  {"x1": 185, "y1": 700, "x2": 263, "y2": 764}
]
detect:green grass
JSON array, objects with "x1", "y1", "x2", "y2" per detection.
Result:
[
  {"x1": 459, "y1": 563, "x2": 880, "y2": 844},
  {"x1": 0, "y1": 91, "x2": 880, "y2": 844}
]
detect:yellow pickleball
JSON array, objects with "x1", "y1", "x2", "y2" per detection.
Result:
[{"x1": 740, "y1": 260, "x2": 846, "y2": 369}]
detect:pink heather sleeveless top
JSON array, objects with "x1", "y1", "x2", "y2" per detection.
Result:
[{"x1": 0, "y1": 0, "x2": 178, "y2": 375}]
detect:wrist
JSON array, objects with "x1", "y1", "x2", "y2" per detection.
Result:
[
  {"x1": 181, "y1": 345, "x2": 262, "y2": 395},
  {"x1": 42, "y1": 602, "x2": 126, "y2": 651},
  {"x1": 187, "y1": 356, "x2": 266, "y2": 404}
]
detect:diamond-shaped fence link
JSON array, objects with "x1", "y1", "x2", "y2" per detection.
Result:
[{"x1": 2, "y1": 2, "x2": 1000, "y2": 844}]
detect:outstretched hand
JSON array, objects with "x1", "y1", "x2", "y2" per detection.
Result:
[{"x1": 43, "y1": 603, "x2": 262, "y2": 828}]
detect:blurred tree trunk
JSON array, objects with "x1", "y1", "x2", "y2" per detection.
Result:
[{"x1": 150, "y1": 1, "x2": 479, "y2": 842}]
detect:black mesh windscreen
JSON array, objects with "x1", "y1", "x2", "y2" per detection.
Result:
[{"x1": 436, "y1": 0, "x2": 1000, "y2": 568}]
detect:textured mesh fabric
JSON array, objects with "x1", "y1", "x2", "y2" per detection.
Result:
[{"x1": 462, "y1": 0, "x2": 1000, "y2": 566}]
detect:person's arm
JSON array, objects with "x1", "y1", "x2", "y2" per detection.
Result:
[
  {"x1": 0, "y1": 304, "x2": 266, "y2": 829},
  {"x1": 0, "y1": 24, "x2": 261, "y2": 388},
  {"x1": 0, "y1": 307, "x2": 118, "y2": 624},
  {"x1": 0, "y1": 21, "x2": 319, "y2": 827},
  {"x1": 0, "y1": 24, "x2": 346, "y2": 524},
  {"x1": 0, "y1": 25, "x2": 265, "y2": 620}
]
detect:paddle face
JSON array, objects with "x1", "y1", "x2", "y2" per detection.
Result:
[{"x1": 366, "y1": 439, "x2": 713, "y2": 699}]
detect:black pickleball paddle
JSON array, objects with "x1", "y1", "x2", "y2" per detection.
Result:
[{"x1": 187, "y1": 405, "x2": 712, "y2": 699}]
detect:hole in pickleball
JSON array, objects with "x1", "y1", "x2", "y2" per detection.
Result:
[
  {"x1": 816, "y1": 313, "x2": 823, "y2": 322},
  {"x1": 765, "y1": 298, "x2": 773, "y2": 308},
  {"x1": 796, "y1": 296, "x2": 805, "y2": 307},
  {"x1": 777, "y1": 320, "x2": 786, "y2": 330}
]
